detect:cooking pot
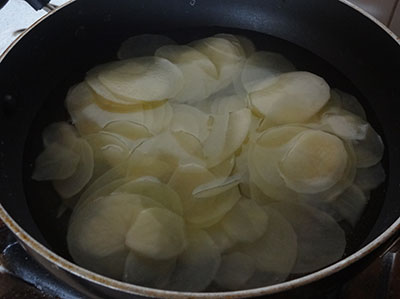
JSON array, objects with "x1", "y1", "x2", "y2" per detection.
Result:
[{"x1": 0, "y1": 0, "x2": 400, "y2": 298}]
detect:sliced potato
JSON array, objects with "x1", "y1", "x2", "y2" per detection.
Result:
[
  {"x1": 53, "y1": 139, "x2": 94, "y2": 198},
  {"x1": 203, "y1": 113, "x2": 230, "y2": 166},
  {"x1": 214, "y1": 252, "x2": 255, "y2": 290},
  {"x1": 98, "y1": 57, "x2": 184, "y2": 102},
  {"x1": 209, "y1": 156, "x2": 235, "y2": 178},
  {"x1": 353, "y1": 125, "x2": 384, "y2": 168},
  {"x1": 166, "y1": 229, "x2": 221, "y2": 291},
  {"x1": 271, "y1": 202, "x2": 346, "y2": 274},
  {"x1": 221, "y1": 199, "x2": 269, "y2": 243},
  {"x1": 321, "y1": 111, "x2": 369, "y2": 140},
  {"x1": 354, "y1": 163, "x2": 386, "y2": 192},
  {"x1": 210, "y1": 94, "x2": 247, "y2": 115},
  {"x1": 192, "y1": 173, "x2": 241, "y2": 198},
  {"x1": 214, "y1": 34, "x2": 255, "y2": 57},
  {"x1": 103, "y1": 120, "x2": 152, "y2": 140},
  {"x1": 206, "y1": 223, "x2": 236, "y2": 252},
  {"x1": 123, "y1": 252, "x2": 175, "y2": 288},
  {"x1": 42, "y1": 122, "x2": 78, "y2": 148},
  {"x1": 249, "y1": 72, "x2": 330, "y2": 124},
  {"x1": 32, "y1": 143, "x2": 80, "y2": 181},
  {"x1": 125, "y1": 207, "x2": 185, "y2": 260},
  {"x1": 330, "y1": 89, "x2": 367, "y2": 120},
  {"x1": 117, "y1": 34, "x2": 176, "y2": 59}
]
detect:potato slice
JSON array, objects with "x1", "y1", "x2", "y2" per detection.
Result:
[
  {"x1": 210, "y1": 94, "x2": 247, "y2": 115},
  {"x1": 172, "y1": 131, "x2": 204, "y2": 159},
  {"x1": 278, "y1": 130, "x2": 348, "y2": 194},
  {"x1": 321, "y1": 111, "x2": 369, "y2": 140},
  {"x1": 330, "y1": 89, "x2": 367, "y2": 120},
  {"x1": 215, "y1": 33, "x2": 255, "y2": 57},
  {"x1": 214, "y1": 252, "x2": 255, "y2": 290},
  {"x1": 354, "y1": 163, "x2": 386, "y2": 192},
  {"x1": 53, "y1": 139, "x2": 94, "y2": 198},
  {"x1": 352, "y1": 125, "x2": 384, "y2": 168},
  {"x1": 113, "y1": 178, "x2": 183, "y2": 215},
  {"x1": 42, "y1": 122, "x2": 78, "y2": 148},
  {"x1": 98, "y1": 57, "x2": 184, "y2": 102},
  {"x1": 221, "y1": 199, "x2": 269, "y2": 243},
  {"x1": 222, "y1": 108, "x2": 251, "y2": 158},
  {"x1": 103, "y1": 120, "x2": 152, "y2": 140},
  {"x1": 118, "y1": 34, "x2": 176, "y2": 60},
  {"x1": 141, "y1": 102, "x2": 174, "y2": 134},
  {"x1": 192, "y1": 173, "x2": 241, "y2": 199},
  {"x1": 156, "y1": 45, "x2": 218, "y2": 104},
  {"x1": 65, "y1": 83, "x2": 94, "y2": 123},
  {"x1": 166, "y1": 229, "x2": 221, "y2": 291},
  {"x1": 206, "y1": 223, "x2": 236, "y2": 252},
  {"x1": 271, "y1": 202, "x2": 346, "y2": 274},
  {"x1": 240, "y1": 207, "x2": 297, "y2": 287},
  {"x1": 249, "y1": 72, "x2": 330, "y2": 124},
  {"x1": 123, "y1": 252, "x2": 175, "y2": 288},
  {"x1": 125, "y1": 207, "x2": 185, "y2": 260},
  {"x1": 240, "y1": 51, "x2": 296, "y2": 93},
  {"x1": 67, "y1": 193, "x2": 161, "y2": 280},
  {"x1": 209, "y1": 156, "x2": 235, "y2": 178},
  {"x1": 170, "y1": 104, "x2": 210, "y2": 142},
  {"x1": 32, "y1": 143, "x2": 80, "y2": 181},
  {"x1": 203, "y1": 113, "x2": 230, "y2": 166}
]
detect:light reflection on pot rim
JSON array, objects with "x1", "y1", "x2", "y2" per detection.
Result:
[{"x1": 0, "y1": 0, "x2": 399, "y2": 297}]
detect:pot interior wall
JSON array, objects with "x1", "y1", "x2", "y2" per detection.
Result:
[{"x1": 0, "y1": 0, "x2": 399, "y2": 288}]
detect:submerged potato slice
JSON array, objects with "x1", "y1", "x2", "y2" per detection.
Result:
[
  {"x1": 42, "y1": 122, "x2": 79, "y2": 148},
  {"x1": 206, "y1": 223, "x2": 236, "y2": 252},
  {"x1": 249, "y1": 72, "x2": 330, "y2": 124},
  {"x1": 98, "y1": 57, "x2": 184, "y2": 102},
  {"x1": 125, "y1": 207, "x2": 185, "y2": 260},
  {"x1": 167, "y1": 229, "x2": 221, "y2": 291},
  {"x1": 329, "y1": 89, "x2": 367, "y2": 120},
  {"x1": 53, "y1": 139, "x2": 94, "y2": 198},
  {"x1": 352, "y1": 125, "x2": 384, "y2": 168},
  {"x1": 354, "y1": 163, "x2": 386, "y2": 192},
  {"x1": 103, "y1": 120, "x2": 152, "y2": 140},
  {"x1": 192, "y1": 173, "x2": 241, "y2": 198},
  {"x1": 117, "y1": 34, "x2": 176, "y2": 60},
  {"x1": 279, "y1": 130, "x2": 348, "y2": 194},
  {"x1": 210, "y1": 94, "x2": 247, "y2": 115},
  {"x1": 271, "y1": 202, "x2": 346, "y2": 274},
  {"x1": 32, "y1": 143, "x2": 80, "y2": 181},
  {"x1": 321, "y1": 111, "x2": 369, "y2": 141}
]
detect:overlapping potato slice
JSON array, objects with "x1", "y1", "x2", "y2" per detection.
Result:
[
  {"x1": 102, "y1": 120, "x2": 152, "y2": 141},
  {"x1": 240, "y1": 51, "x2": 296, "y2": 93},
  {"x1": 97, "y1": 57, "x2": 184, "y2": 103},
  {"x1": 352, "y1": 125, "x2": 384, "y2": 168},
  {"x1": 210, "y1": 93, "x2": 247, "y2": 115},
  {"x1": 271, "y1": 202, "x2": 346, "y2": 274},
  {"x1": 156, "y1": 45, "x2": 218, "y2": 104},
  {"x1": 329, "y1": 89, "x2": 367, "y2": 120},
  {"x1": 206, "y1": 223, "x2": 236, "y2": 252},
  {"x1": 249, "y1": 72, "x2": 330, "y2": 124},
  {"x1": 117, "y1": 34, "x2": 176, "y2": 60},
  {"x1": 166, "y1": 229, "x2": 221, "y2": 291},
  {"x1": 355, "y1": 163, "x2": 386, "y2": 192}
]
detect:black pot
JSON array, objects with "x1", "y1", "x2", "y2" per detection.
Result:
[{"x1": 1, "y1": 0, "x2": 400, "y2": 298}]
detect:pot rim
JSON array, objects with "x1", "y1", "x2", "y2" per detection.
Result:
[{"x1": 1, "y1": 0, "x2": 400, "y2": 298}]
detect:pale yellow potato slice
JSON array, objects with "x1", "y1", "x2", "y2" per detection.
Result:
[
  {"x1": 222, "y1": 108, "x2": 251, "y2": 158},
  {"x1": 65, "y1": 82, "x2": 93, "y2": 123},
  {"x1": 249, "y1": 72, "x2": 330, "y2": 124},
  {"x1": 113, "y1": 178, "x2": 183, "y2": 215},
  {"x1": 240, "y1": 207, "x2": 297, "y2": 288},
  {"x1": 214, "y1": 34, "x2": 255, "y2": 57},
  {"x1": 192, "y1": 173, "x2": 241, "y2": 199},
  {"x1": 220, "y1": 199, "x2": 269, "y2": 243},
  {"x1": 354, "y1": 163, "x2": 386, "y2": 192},
  {"x1": 170, "y1": 104, "x2": 210, "y2": 142},
  {"x1": 98, "y1": 57, "x2": 184, "y2": 102},
  {"x1": 117, "y1": 34, "x2": 176, "y2": 59},
  {"x1": 123, "y1": 252, "x2": 176, "y2": 288},
  {"x1": 67, "y1": 193, "x2": 162, "y2": 280},
  {"x1": 321, "y1": 111, "x2": 369, "y2": 140},
  {"x1": 42, "y1": 121, "x2": 78, "y2": 148},
  {"x1": 53, "y1": 139, "x2": 94, "y2": 198},
  {"x1": 103, "y1": 120, "x2": 153, "y2": 140},
  {"x1": 240, "y1": 51, "x2": 296, "y2": 93},
  {"x1": 214, "y1": 252, "x2": 255, "y2": 290},
  {"x1": 214, "y1": 34, "x2": 247, "y2": 57},
  {"x1": 206, "y1": 223, "x2": 236, "y2": 252},
  {"x1": 209, "y1": 156, "x2": 235, "y2": 178},
  {"x1": 278, "y1": 130, "x2": 348, "y2": 194},
  {"x1": 329, "y1": 89, "x2": 367, "y2": 120},
  {"x1": 166, "y1": 229, "x2": 221, "y2": 291},
  {"x1": 32, "y1": 143, "x2": 80, "y2": 181},
  {"x1": 156, "y1": 45, "x2": 218, "y2": 104},
  {"x1": 190, "y1": 36, "x2": 245, "y2": 90},
  {"x1": 172, "y1": 131, "x2": 204, "y2": 160},
  {"x1": 141, "y1": 102, "x2": 174, "y2": 134},
  {"x1": 125, "y1": 207, "x2": 185, "y2": 260},
  {"x1": 352, "y1": 125, "x2": 384, "y2": 168},
  {"x1": 84, "y1": 132, "x2": 130, "y2": 178},
  {"x1": 271, "y1": 202, "x2": 346, "y2": 274},
  {"x1": 210, "y1": 94, "x2": 247, "y2": 115}
]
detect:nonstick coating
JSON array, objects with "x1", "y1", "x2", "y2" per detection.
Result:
[{"x1": 0, "y1": 0, "x2": 400, "y2": 297}]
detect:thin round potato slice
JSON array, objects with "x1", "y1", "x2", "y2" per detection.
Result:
[
  {"x1": 210, "y1": 94, "x2": 247, "y2": 115},
  {"x1": 278, "y1": 130, "x2": 348, "y2": 194},
  {"x1": 354, "y1": 163, "x2": 386, "y2": 192},
  {"x1": 214, "y1": 252, "x2": 255, "y2": 290},
  {"x1": 156, "y1": 45, "x2": 218, "y2": 104},
  {"x1": 170, "y1": 104, "x2": 210, "y2": 142},
  {"x1": 32, "y1": 143, "x2": 80, "y2": 181},
  {"x1": 125, "y1": 207, "x2": 185, "y2": 260},
  {"x1": 203, "y1": 113, "x2": 230, "y2": 166},
  {"x1": 321, "y1": 111, "x2": 369, "y2": 140},
  {"x1": 65, "y1": 82, "x2": 94, "y2": 123},
  {"x1": 240, "y1": 207, "x2": 297, "y2": 288},
  {"x1": 352, "y1": 125, "x2": 384, "y2": 168},
  {"x1": 330, "y1": 89, "x2": 367, "y2": 120},
  {"x1": 67, "y1": 193, "x2": 162, "y2": 280},
  {"x1": 209, "y1": 156, "x2": 235, "y2": 178},
  {"x1": 220, "y1": 199, "x2": 269, "y2": 243},
  {"x1": 117, "y1": 34, "x2": 176, "y2": 59},
  {"x1": 249, "y1": 72, "x2": 330, "y2": 124},
  {"x1": 271, "y1": 202, "x2": 346, "y2": 274},
  {"x1": 98, "y1": 57, "x2": 184, "y2": 102},
  {"x1": 192, "y1": 173, "x2": 241, "y2": 199},
  {"x1": 113, "y1": 178, "x2": 183, "y2": 215},
  {"x1": 240, "y1": 51, "x2": 296, "y2": 93},
  {"x1": 53, "y1": 139, "x2": 94, "y2": 198},
  {"x1": 141, "y1": 102, "x2": 174, "y2": 134},
  {"x1": 166, "y1": 229, "x2": 221, "y2": 292},
  {"x1": 103, "y1": 120, "x2": 153, "y2": 140},
  {"x1": 206, "y1": 223, "x2": 236, "y2": 252},
  {"x1": 123, "y1": 252, "x2": 176, "y2": 288},
  {"x1": 172, "y1": 131, "x2": 204, "y2": 160},
  {"x1": 42, "y1": 122, "x2": 78, "y2": 148}
]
